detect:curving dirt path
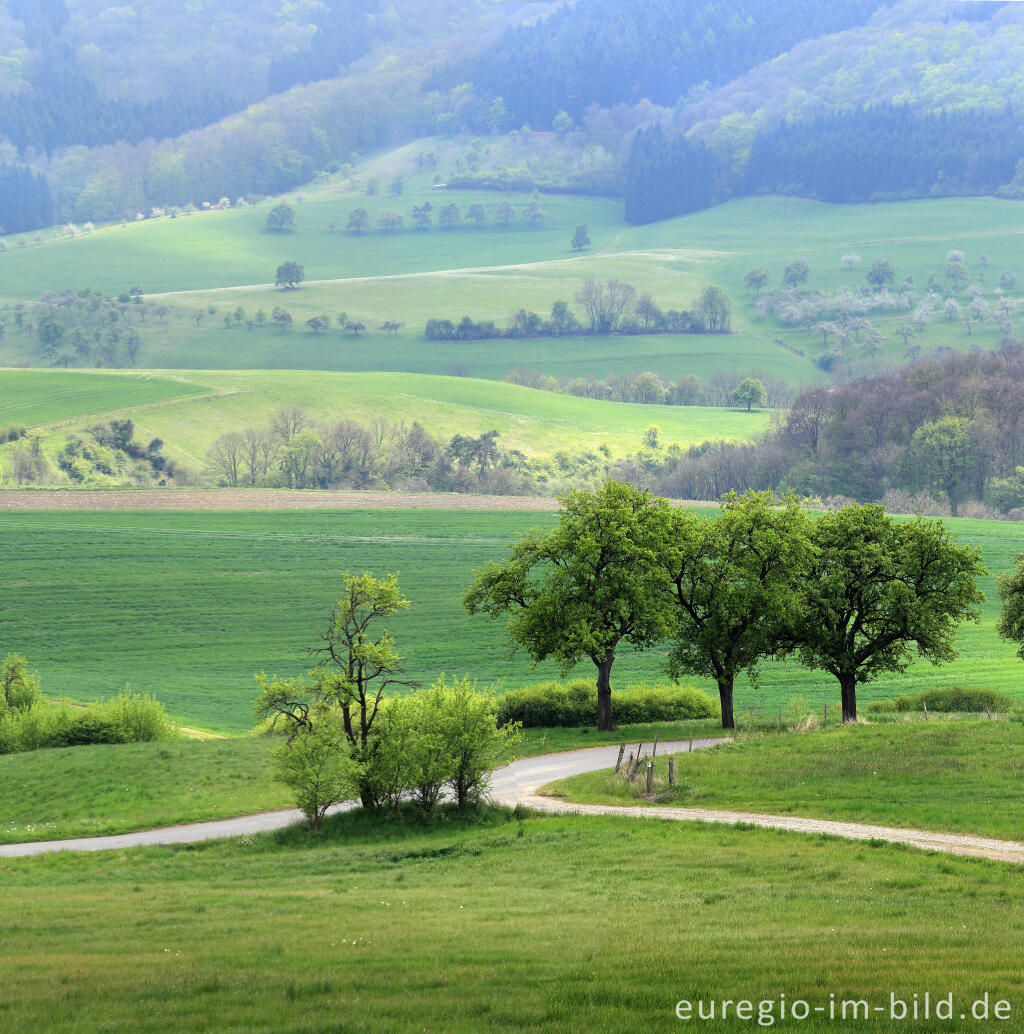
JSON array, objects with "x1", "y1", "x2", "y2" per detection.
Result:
[{"x1": 3, "y1": 738, "x2": 1023, "y2": 863}]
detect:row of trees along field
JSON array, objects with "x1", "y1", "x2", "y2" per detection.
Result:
[
  {"x1": 423, "y1": 280, "x2": 732, "y2": 340},
  {"x1": 624, "y1": 346, "x2": 1024, "y2": 515},
  {"x1": 626, "y1": 104, "x2": 1024, "y2": 224},
  {"x1": 466, "y1": 483, "x2": 986, "y2": 730},
  {"x1": 427, "y1": 0, "x2": 886, "y2": 128}
]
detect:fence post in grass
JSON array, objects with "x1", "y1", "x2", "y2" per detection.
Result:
[
  {"x1": 689, "y1": 725, "x2": 694, "y2": 752},
  {"x1": 624, "y1": 752, "x2": 634, "y2": 779},
  {"x1": 923, "y1": 701, "x2": 929, "y2": 721},
  {"x1": 668, "y1": 757, "x2": 676, "y2": 786},
  {"x1": 645, "y1": 761, "x2": 653, "y2": 795},
  {"x1": 652, "y1": 733, "x2": 659, "y2": 759},
  {"x1": 615, "y1": 743, "x2": 626, "y2": 774},
  {"x1": 985, "y1": 707, "x2": 992, "y2": 721}
]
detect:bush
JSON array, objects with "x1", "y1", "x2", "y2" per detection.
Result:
[
  {"x1": 494, "y1": 679, "x2": 717, "y2": 727},
  {"x1": 866, "y1": 686, "x2": 1012, "y2": 714},
  {"x1": 0, "y1": 688, "x2": 173, "y2": 755}
]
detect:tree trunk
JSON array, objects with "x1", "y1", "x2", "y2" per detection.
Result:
[
  {"x1": 596, "y1": 653, "x2": 615, "y2": 731},
  {"x1": 839, "y1": 672, "x2": 858, "y2": 723},
  {"x1": 717, "y1": 674, "x2": 735, "y2": 730}
]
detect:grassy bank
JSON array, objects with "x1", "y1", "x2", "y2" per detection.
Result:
[{"x1": 547, "y1": 720, "x2": 1024, "y2": 841}]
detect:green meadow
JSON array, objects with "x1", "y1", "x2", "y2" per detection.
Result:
[
  {"x1": 0, "y1": 368, "x2": 770, "y2": 468},
  {"x1": 2, "y1": 807, "x2": 1023, "y2": 1033},
  {"x1": 2, "y1": 508, "x2": 1023, "y2": 734}
]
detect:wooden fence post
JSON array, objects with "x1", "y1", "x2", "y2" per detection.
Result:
[
  {"x1": 645, "y1": 761, "x2": 653, "y2": 795},
  {"x1": 668, "y1": 757, "x2": 676, "y2": 786},
  {"x1": 923, "y1": 702, "x2": 929, "y2": 721},
  {"x1": 614, "y1": 743, "x2": 625, "y2": 774},
  {"x1": 652, "y1": 733, "x2": 659, "y2": 758}
]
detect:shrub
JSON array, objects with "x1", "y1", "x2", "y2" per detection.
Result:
[
  {"x1": 494, "y1": 680, "x2": 717, "y2": 727},
  {"x1": 0, "y1": 686, "x2": 173, "y2": 755},
  {"x1": 866, "y1": 686, "x2": 1012, "y2": 714}
]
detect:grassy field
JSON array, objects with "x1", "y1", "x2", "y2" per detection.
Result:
[
  {"x1": 4, "y1": 192, "x2": 1024, "y2": 386},
  {"x1": 0, "y1": 370, "x2": 209, "y2": 428},
  {"x1": 0, "y1": 722, "x2": 715, "y2": 844},
  {"x1": 2, "y1": 508, "x2": 1024, "y2": 733},
  {"x1": 2, "y1": 806, "x2": 1023, "y2": 1032},
  {"x1": 0, "y1": 368, "x2": 771, "y2": 473},
  {"x1": 0, "y1": 189, "x2": 623, "y2": 297},
  {"x1": 548, "y1": 720, "x2": 1024, "y2": 842}
]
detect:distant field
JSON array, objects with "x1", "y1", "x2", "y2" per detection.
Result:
[
  {"x1": 0, "y1": 189, "x2": 623, "y2": 297},
  {"x1": 0, "y1": 369, "x2": 770, "y2": 470},
  {"x1": 1, "y1": 508, "x2": 1021, "y2": 733},
  {"x1": 4, "y1": 194, "x2": 1024, "y2": 386},
  {"x1": 0, "y1": 370, "x2": 208, "y2": 428},
  {"x1": 131, "y1": 370, "x2": 771, "y2": 464}
]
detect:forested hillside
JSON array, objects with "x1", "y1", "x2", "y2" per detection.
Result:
[
  {"x1": 7, "y1": 0, "x2": 1024, "y2": 233},
  {"x1": 0, "y1": 0, "x2": 374, "y2": 152},
  {"x1": 426, "y1": 0, "x2": 888, "y2": 128},
  {"x1": 627, "y1": 347, "x2": 1024, "y2": 518},
  {"x1": 626, "y1": 104, "x2": 1024, "y2": 223}
]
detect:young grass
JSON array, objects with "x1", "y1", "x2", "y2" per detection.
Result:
[
  {"x1": 2, "y1": 807, "x2": 1023, "y2": 1032},
  {"x1": 547, "y1": 719, "x2": 1024, "y2": 841},
  {"x1": 2, "y1": 508, "x2": 1024, "y2": 733},
  {"x1": 0, "y1": 370, "x2": 208, "y2": 428}
]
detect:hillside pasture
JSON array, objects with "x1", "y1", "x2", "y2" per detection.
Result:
[
  {"x1": 1, "y1": 508, "x2": 1021, "y2": 733},
  {"x1": 4, "y1": 193, "x2": 1024, "y2": 387}
]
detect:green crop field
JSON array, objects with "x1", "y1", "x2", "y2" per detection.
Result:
[
  {"x1": 2, "y1": 507, "x2": 1023, "y2": 734},
  {"x1": 3, "y1": 807, "x2": 1023, "y2": 1033},
  {"x1": 0, "y1": 370, "x2": 209, "y2": 428}
]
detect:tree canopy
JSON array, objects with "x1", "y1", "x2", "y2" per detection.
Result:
[
  {"x1": 464, "y1": 481, "x2": 674, "y2": 730},
  {"x1": 790, "y1": 505, "x2": 986, "y2": 721}
]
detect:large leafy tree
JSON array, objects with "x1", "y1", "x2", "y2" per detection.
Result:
[
  {"x1": 791, "y1": 505, "x2": 986, "y2": 722},
  {"x1": 464, "y1": 481, "x2": 674, "y2": 730},
  {"x1": 663, "y1": 492, "x2": 812, "y2": 730}
]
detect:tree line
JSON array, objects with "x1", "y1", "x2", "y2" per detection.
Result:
[
  {"x1": 466, "y1": 482, "x2": 985, "y2": 730},
  {"x1": 626, "y1": 103, "x2": 1024, "y2": 224},
  {"x1": 204, "y1": 408, "x2": 537, "y2": 497},
  {"x1": 505, "y1": 368, "x2": 795, "y2": 409},
  {"x1": 623, "y1": 346, "x2": 1024, "y2": 515},
  {"x1": 424, "y1": 279, "x2": 732, "y2": 341}
]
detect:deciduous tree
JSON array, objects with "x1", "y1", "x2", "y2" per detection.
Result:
[{"x1": 464, "y1": 481, "x2": 674, "y2": 730}]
